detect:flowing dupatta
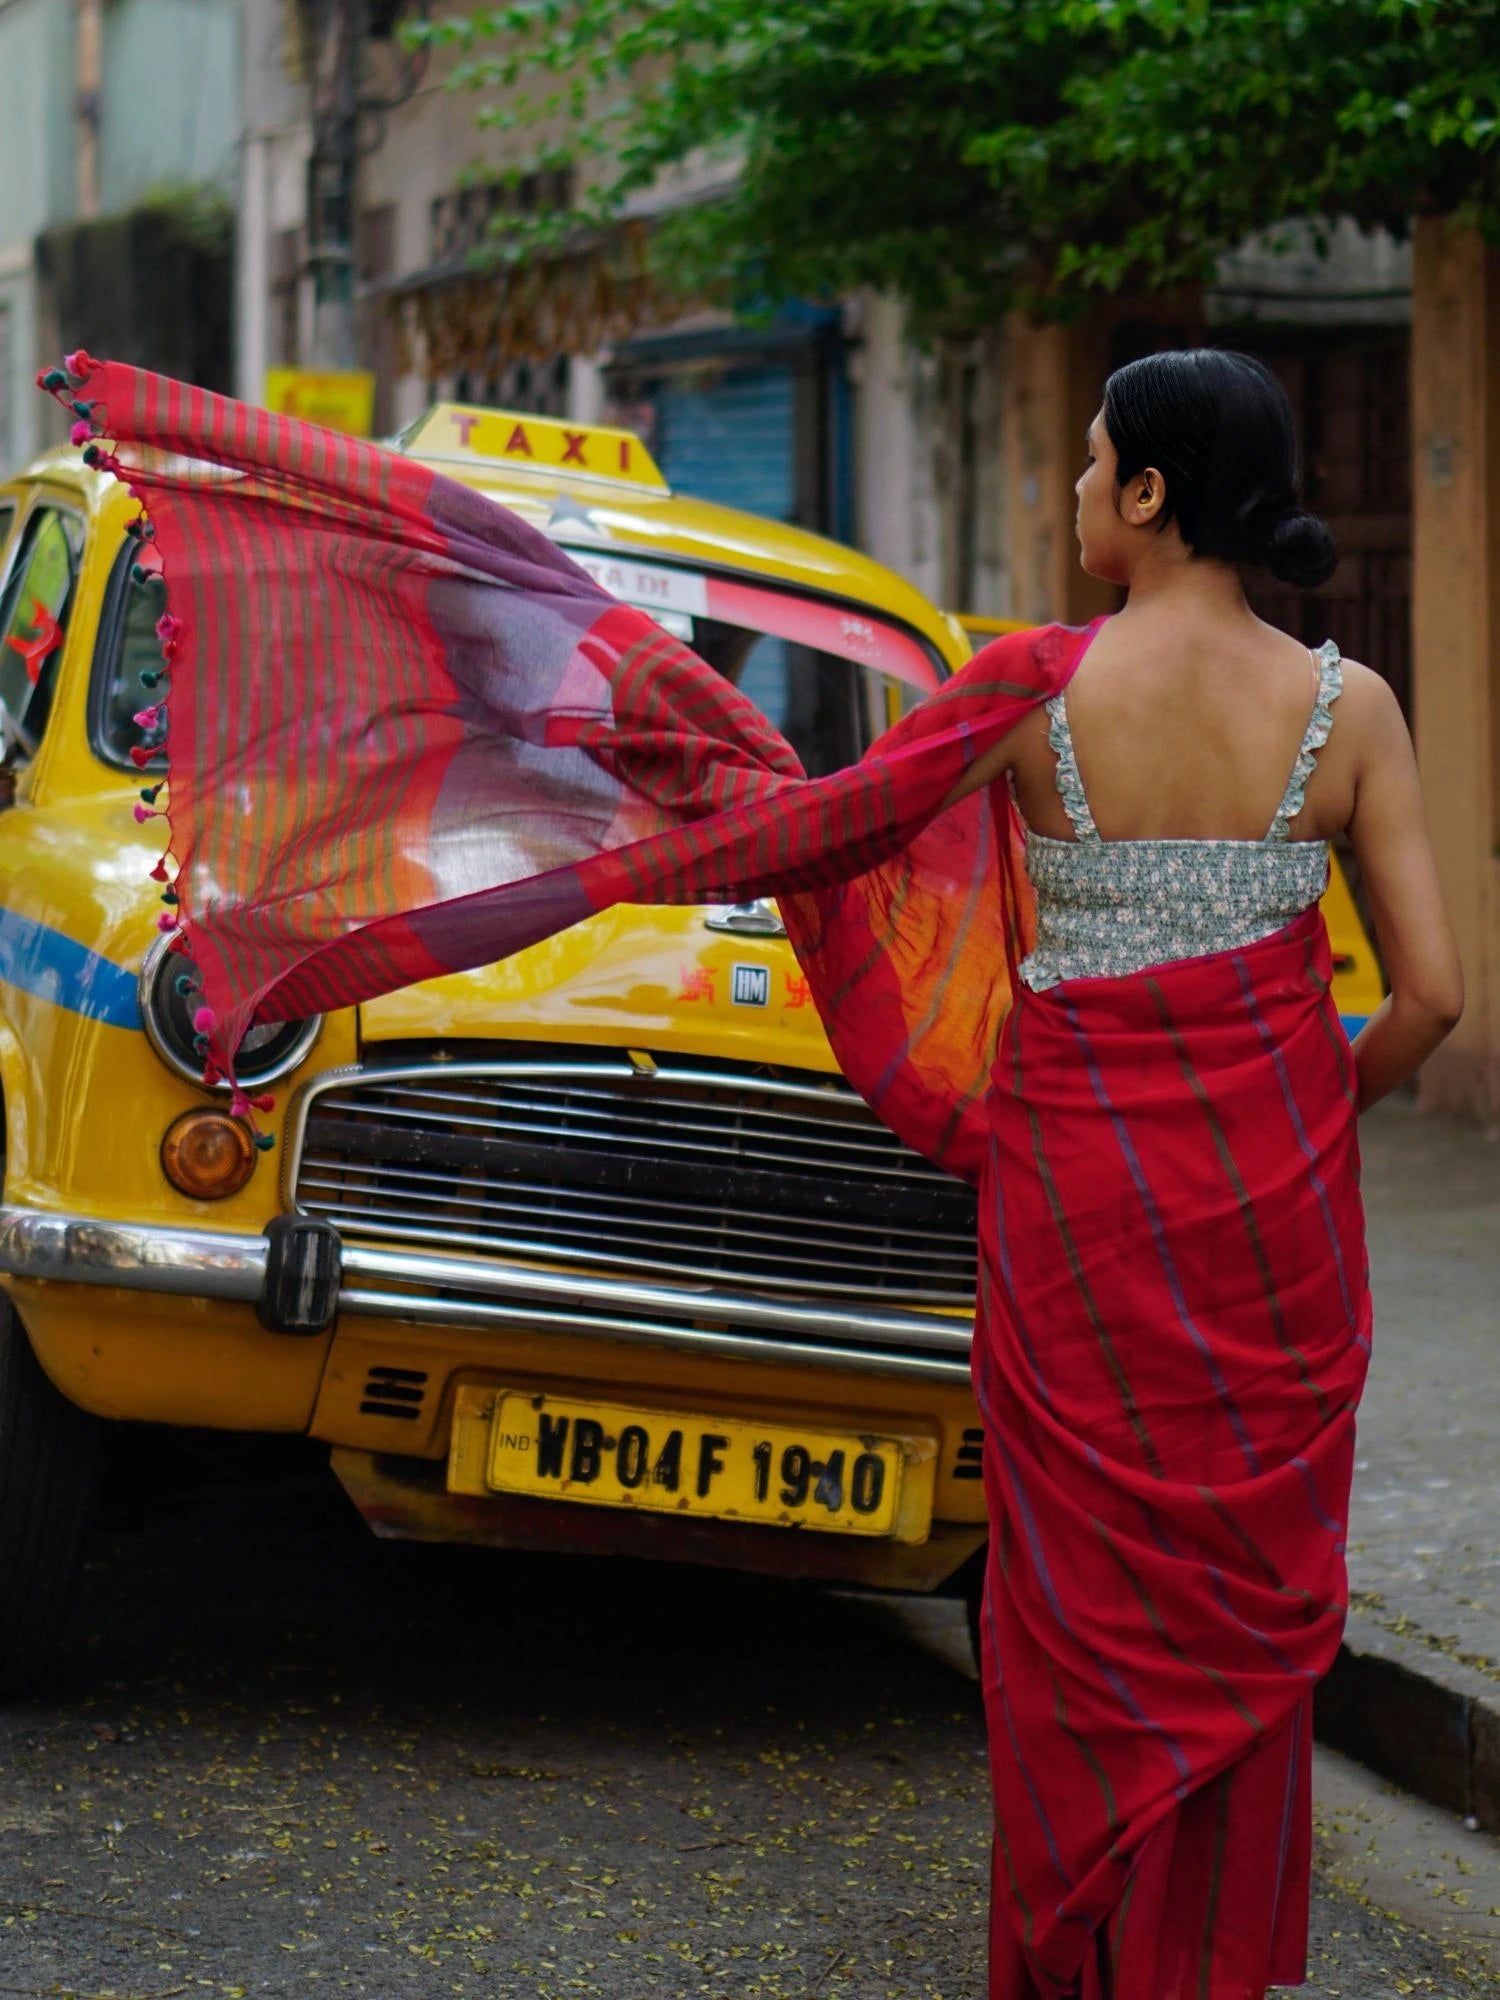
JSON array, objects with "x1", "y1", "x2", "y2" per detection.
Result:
[{"x1": 46, "y1": 357, "x2": 1083, "y2": 1168}]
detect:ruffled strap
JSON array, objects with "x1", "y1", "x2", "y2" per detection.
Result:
[
  {"x1": 1267, "y1": 642, "x2": 1343, "y2": 842},
  {"x1": 1045, "y1": 689, "x2": 1100, "y2": 842}
]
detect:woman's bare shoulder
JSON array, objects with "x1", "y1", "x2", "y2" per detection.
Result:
[{"x1": 1335, "y1": 657, "x2": 1408, "y2": 746}]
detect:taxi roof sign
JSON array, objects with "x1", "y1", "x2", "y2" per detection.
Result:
[{"x1": 398, "y1": 404, "x2": 669, "y2": 492}]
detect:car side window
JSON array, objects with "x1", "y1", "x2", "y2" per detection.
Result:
[
  {"x1": 0, "y1": 505, "x2": 83, "y2": 763},
  {"x1": 93, "y1": 550, "x2": 169, "y2": 769}
]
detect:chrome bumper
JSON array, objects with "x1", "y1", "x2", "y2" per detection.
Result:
[{"x1": 0, "y1": 1207, "x2": 974, "y2": 1383}]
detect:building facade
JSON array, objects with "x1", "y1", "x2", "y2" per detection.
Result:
[
  {"x1": 237, "y1": 7, "x2": 1500, "y2": 1115},
  {"x1": 0, "y1": 0, "x2": 239, "y2": 467}
]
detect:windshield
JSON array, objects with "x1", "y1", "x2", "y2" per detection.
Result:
[
  {"x1": 96, "y1": 545, "x2": 945, "y2": 779},
  {"x1": 561, "y1": 551, "x2": 944, "y2": 777}
]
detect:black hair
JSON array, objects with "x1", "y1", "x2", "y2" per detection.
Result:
[{"x1": 1101, "y1": 349, "x2": 1337, "y2": 589}]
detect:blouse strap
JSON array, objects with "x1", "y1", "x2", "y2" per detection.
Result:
[
  {"x1": 1267, "y1": 641, "x2": 1343, "y2": 842},
  {"x1": 1044, "y1": 688, "x2": 1100, "y2": 842}
]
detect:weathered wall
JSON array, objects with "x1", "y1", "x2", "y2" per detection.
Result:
[
  {"x1": 0, "y1": 0, "x2": 76, "y2": 464},
  {"x1": 99, "y1": 0, "x2": 240, "y2": 204}
]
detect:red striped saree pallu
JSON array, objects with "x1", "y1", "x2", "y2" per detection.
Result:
[
  {"x1": 43, "y1": 357, "x2": 1058, "y2": 1165},
  {"x1": 977, "y1": 906, "x2": 1369, "y2": 1999},
  {"x1": 46, "y1": 362, "x2": 1371, "y2": 1998}
]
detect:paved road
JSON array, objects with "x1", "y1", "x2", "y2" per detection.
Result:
[{"x1": 0, "y1": 1450, "x2": 1495, "y2": 1999}]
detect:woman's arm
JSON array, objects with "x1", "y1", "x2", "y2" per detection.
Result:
[
  {"x1": 1344, "y1": 672, "x2": 1463, "y2": 1111},
  {"x1": 937, "y1": 727, "x2": 1025, "y2": 812}
]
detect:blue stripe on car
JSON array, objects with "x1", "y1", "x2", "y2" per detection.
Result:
[{"x1": 0, "y1": 907, "x2": 141, "y2": 1028}]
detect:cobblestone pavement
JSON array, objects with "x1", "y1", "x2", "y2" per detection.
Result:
[{"x1": 0, "y1": 1468, "x2": 1495, "y2": 1999}]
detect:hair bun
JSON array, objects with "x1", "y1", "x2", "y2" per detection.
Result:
[{"x1": 1260, "y1": 509, "x2": 1337, "y2": 590}]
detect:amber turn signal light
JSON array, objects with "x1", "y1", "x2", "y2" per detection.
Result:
[{"x1": 161, "y1": 1110, "x2": 257, "y2": 1200}]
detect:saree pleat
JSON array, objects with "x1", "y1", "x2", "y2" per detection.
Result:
[
  {"x1": 52, "y1": 363, "x2": 1370, "y2": 1999},
  {"x1": 975, "y1": 913, "x2": 1367, "y2": 1996}
]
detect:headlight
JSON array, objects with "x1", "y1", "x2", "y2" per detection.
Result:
[{"x1": 138, "y1": 936, "x2": 322, "y2": 1089}]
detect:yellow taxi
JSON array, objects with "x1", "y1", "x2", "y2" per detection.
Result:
[{"x1": 0, "y1": 408, "x2": 1386, "y2": 1690}]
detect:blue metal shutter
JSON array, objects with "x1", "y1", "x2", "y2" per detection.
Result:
[
  {"x1": 649, "y1": 364, "x2": 797, "y2": 730},
  {"x1": 650, "y1": 365, "x2": 795, "y2": 521}
]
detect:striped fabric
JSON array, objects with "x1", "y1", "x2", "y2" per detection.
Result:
[
  {"x1": 52, "y1": 358, "x2": 1047, "y2": 1166},
  {"x1": 977, "y1": 907, "x2": 1367, "y2": 1996},
  {"x1": 49, "y1": 362, "x2": 1368, "y2": 1997}
]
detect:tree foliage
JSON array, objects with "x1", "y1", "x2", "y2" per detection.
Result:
[{"x1": 409, "y1": 0, "x2": 1500, "y2": 330}]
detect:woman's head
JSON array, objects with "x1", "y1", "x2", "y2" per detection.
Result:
[{"x1": 1074, "y1": 348, "x2": 1337, "y2": 591}]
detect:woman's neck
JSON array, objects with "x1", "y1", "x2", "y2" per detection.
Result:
[{"x1": 1116, "y1": 549, "x2": 1255, "y2": 627}]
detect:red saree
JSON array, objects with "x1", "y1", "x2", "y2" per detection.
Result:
[{"x1": 45, "y1": 361, "x2": 1369, "y2": 1997}]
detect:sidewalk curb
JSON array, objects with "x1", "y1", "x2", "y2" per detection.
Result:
[{"x1": 1314, "y1": 1606, "x2": 1500, "y2": 1832}]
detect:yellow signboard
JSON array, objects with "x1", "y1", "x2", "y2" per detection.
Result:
[
  {"x1": 263, "y1": 369, "x2": 376, "y2": 438},
  {"x1": 401, "y1": 403, "x2": 669, "y2": 490}
]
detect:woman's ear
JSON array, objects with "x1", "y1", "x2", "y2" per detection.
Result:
[{"x1": 1120, "y1": 467, "x2": 1166, "y2": 528}]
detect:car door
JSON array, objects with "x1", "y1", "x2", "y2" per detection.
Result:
[{"x1": 0, "y1": 499, "x2": 84, "y2": 800}]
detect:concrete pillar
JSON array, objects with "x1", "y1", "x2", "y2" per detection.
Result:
[
  {"x1": 74, "y1": 0, "x2": 102, "y2": 220},
  {"x1": 236, "y1": 133, "x2": 270, "y2": 406},
  {"x1": 999, "y1": 313, "x2": 1117, "y2": 628},
  {"x1": 849, "y1": 292, "x2": 944, "y2": 607},
  {"x1": 1410, "y1": 218, "x2": 1500, "y2": 1118}
]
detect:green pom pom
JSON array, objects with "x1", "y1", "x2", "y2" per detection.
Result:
[
  {"x1": 252, "y1": 1132, "x2": 277, "y2": 1154},
  {"x1": 82, "y1": 445, "x2": 102, "y2": 467},
  {"x1": 42, "y1": 369, "x2": 67, "y2": 391},
  {"x1": 130, "y1": 563, "x2": 150, "y2": 586},
  {"x1": 140, "y1": 669, "x2": 162, "y2": 688}
]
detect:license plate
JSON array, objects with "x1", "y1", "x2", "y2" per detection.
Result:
[{"x1": 486, "y1": 1393, "x2": 904, "y2": 1537}]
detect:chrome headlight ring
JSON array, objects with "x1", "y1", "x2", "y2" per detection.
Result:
[{"x1": 137, "y1": 934, "x2": 323, "y2": 1091}]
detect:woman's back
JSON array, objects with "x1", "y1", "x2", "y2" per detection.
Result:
[{"x1": 1005, "y1": 608, "x2": 1368, "y2": 849}]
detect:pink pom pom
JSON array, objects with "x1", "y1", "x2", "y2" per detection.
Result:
[
  {"x1": 228, "y1": 1091, "x2": 251, "y2": 1118},
  {"x1": 155, "y1": 613, "x2": 183, "y2": 644},
  {"x1": 132, "y1": 705, "x2": 161, "y2": 729},
  {"x1": 70, "y1": 420, "x2": 93, "y2": 447},
  {"x1": 192, "y1": 1006, "x2": 216, "y2": 1034},
  {"x1": 133, "y1": 803, "x2": 158, "y2": 824},
  {"x1": 156, "y1": 911, "x2": 178, "y2": 933}
]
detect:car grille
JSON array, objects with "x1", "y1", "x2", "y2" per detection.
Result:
[{"x1": 287, "y1": 1055, "x2": 978, "y2": 1305}]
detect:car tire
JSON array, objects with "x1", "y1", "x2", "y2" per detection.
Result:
[{"x1": 0, "y1": 1299, "x2": 96, "y2": 1696}]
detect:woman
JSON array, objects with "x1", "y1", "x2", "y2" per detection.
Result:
[
  {"x1": 935, "y1": 351, "x2": 1462, "y2": 1996},
  {"x1": 49, "y1": 346, "x2": 1460, "y2": 1997}
]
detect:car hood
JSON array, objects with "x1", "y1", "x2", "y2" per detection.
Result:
[{"x1": 357, "y1": 902, "x2": 837, "y2": 1072}]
